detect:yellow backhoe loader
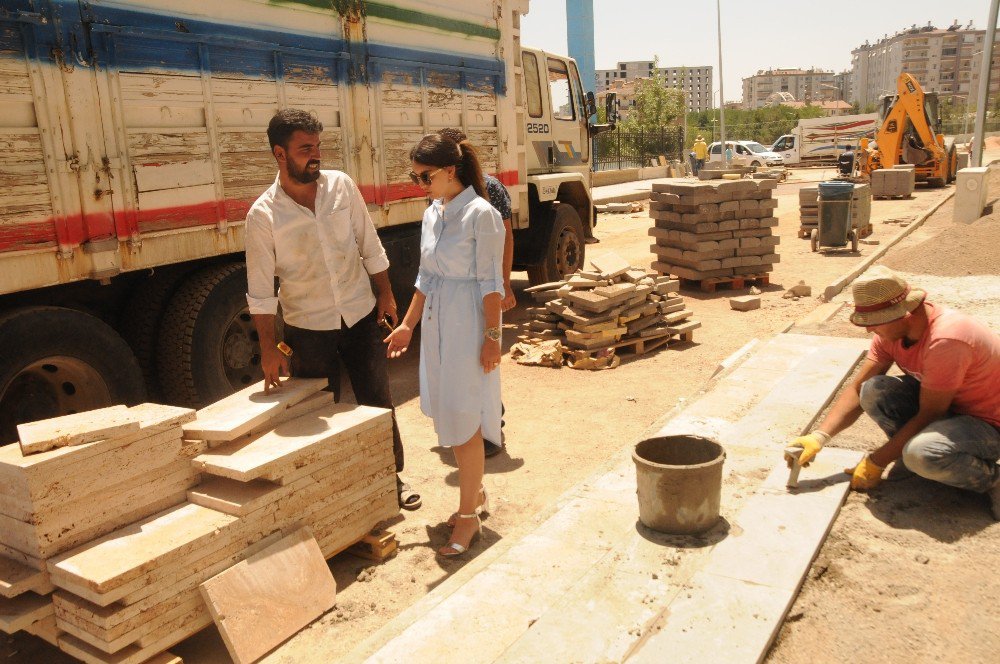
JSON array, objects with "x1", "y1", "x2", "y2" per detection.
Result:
[{"x1": 858, "y1": 73, "x2": 958, "y2": 187}]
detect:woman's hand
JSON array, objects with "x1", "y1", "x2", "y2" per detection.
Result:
[
  {"x1": 384, "y1": 324, "x2": 413, "y2": 359},
  {"x1": 481, "y1": 338, "x2": 501, "y2": 373}
]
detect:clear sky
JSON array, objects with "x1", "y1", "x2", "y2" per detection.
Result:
[{"x1": 521, "y1": 0, "x2": 994, "y2": 103}]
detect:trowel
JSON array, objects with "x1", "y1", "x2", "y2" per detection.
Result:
[{"x1": 783, "y1": 447, "x2": 802, "y2": 488}]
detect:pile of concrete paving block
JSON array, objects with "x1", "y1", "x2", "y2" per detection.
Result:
[
  {"x1": 522, "y1": 252, "x2": 699, "y2": 353},
  {"x1": 799, "y1": 182, "x2": 873, "y2": 238},
  {"x1": 871, "y1": 166, "x2": 915, "y2": 198},
  {"x1": 647, "y1": 179, "x2": 780, "y2": 284}
]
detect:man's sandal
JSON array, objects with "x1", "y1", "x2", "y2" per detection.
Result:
[
  {"x1": 397, "y1": 480, "x2": 422, "y2": 511},
  {"x1": 438, "y1": 512, "x2": 481, "y2": 558}
]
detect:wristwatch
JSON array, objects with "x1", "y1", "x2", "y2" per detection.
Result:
[{"x1": 484, "y1": 326, "x2": 501, "y2": 342}]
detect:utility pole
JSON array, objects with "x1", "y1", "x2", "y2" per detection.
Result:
[
  {"x1": 972, "y1": 0, "x2": 998, "y2": 167},
  {"x1": 717, "y1": 0, "x2": 727, "y2": 165}
]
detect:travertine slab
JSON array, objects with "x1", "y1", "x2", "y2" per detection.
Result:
[
  {"x1": 200, "y1": 527, "x2": 336, "y2": 664},
  {"x1": 182, "y1": 377, "x2": 328, "y2": 442},
  {"x1": 0, "y1": 554, "x2": 52, "y2": 598},
  {"x1": 186, "y1": 476, "x2": 285, "y2": 516},
  {"x1": 193, "y1": 403, "x2": 390, "y2": 481},
  {"x1": 0, "y1": 591, "x2": 53, "y2": 633},
  {"x1": 49, "y1": 503, "x2": 238, "y2": 595},
  {"x1": 17, "y1": 406, "x2": 140, "y2": 455}
]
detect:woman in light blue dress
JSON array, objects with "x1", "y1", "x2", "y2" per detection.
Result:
[{"x1": 385, "y1": 133, "x2": 504, "y2": 558}]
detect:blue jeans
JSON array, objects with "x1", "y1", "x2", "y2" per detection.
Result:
[{"x1": 859, "y1": 374, "x2": 1000, "y2": 492}]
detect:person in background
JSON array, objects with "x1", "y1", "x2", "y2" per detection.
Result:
[
  {"x1": 692, "y1": 135, "x2": 708, "y2": 175},
  {"x1": 385, "y1": 133, "x2": 505, "y2": 557},
  {"x1": 245, "y1": 108, "x2": 421, "y2": 511},
  {"x1": 786, "y1": 267, "x2": 1000, "y2": 519},
  {"x1": 437, "y1": 128, "x2": 512, "y2": 458}
]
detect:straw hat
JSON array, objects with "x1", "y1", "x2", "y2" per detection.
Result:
[{"x1": 849, "y1": 266, "x2": 926, "y2": 327}]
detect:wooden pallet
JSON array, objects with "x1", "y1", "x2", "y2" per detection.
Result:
[
  {"x1": 346, "y1": 530, "x2": 397, "y2": 562},
  {"x1": 873, "y1": 193, "x2": 913, "y2": 200},
  {"x1": 679, "y1": 273, "x2": 770, "y2": 293},
  {"x1": 570, "y1": 324, "x2": 699, "y2": 360}
]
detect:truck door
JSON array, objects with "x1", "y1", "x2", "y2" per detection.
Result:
[
  {"x1": 542, "y1": 57, "x2": 586, "y2": 172},
  {"x1": 0, "y1": 1, "x2": 111, "y2": 260},
  {"x1": 772, "y1": 135, "x2": 797, "y2": 164}
]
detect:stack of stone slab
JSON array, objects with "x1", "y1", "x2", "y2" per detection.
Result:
[
  {"x1": 871, "y1": 166, "x2": 915, "y2": 198},
  {"x1": 798, "y1": 182, "x2": 873, "y2": 238},
  {"x1": 647, "y1": 179, "x2": 780, "y2": 285},
  {"x1": 523, "y1": 253, "x2": 699, "y2": 353},
  {"x1": 0, "y1": 378, "x2": 397, "y2": 664}
]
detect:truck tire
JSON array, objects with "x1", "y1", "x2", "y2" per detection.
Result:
[
  {"x1": 157, "y1": 263, "x2": 262, "y2": 408},
  {"x1": 119, "y1": 266, "x2": 196, "y2": 401},
  {"x1": 0, "y1": 307, "x2": 146, "y2": 444},
  {"x1": 527, "y1": 203, "x2": 586, "y2": 286},
  {"x1": 947, "y1": 146, "x2": 957, "y2": 184},
  {"x1": 926, "y1": 176, "x2": 946, "y2": 188}
]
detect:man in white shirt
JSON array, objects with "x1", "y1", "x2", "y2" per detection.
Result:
[{"x1": 245, "y1": 109, "x2": 420, "y2": 510}]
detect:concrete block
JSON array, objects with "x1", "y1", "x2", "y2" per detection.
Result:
[
  {"x1": 730, "y1": 296, "x2": 761, "y2": 311},
  {"x1": 718, "y1": 238, "x2": 740, "y2": 250},
  {"x1": 740, "y1": 237, "x2": 762, "y2": 248},
  {"x1": 871, "y1": 168, "x2": 915, "y2": 197},
  {"x1": 740, "y1": 218, "x2": 761, "y2": 229},
  {"x1": 718, "y1": 220, "x2": 740, "y2": 232},
  {"x1": 953, "y1": 167, "x2": 989, "y2": 224}
]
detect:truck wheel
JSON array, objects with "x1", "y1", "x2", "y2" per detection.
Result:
[
  {"x1": 119, "y1": 266, "x2": 196, "y2": 401},
  {"x1": 947, "y1": 146, "x2": 957, "y2": 184},
  {"x1": 926, "y1": 176, "x2": 946, "y2": 188},
  {"x1": 0, "y1": 307, "x2": 146, "y2": 444},
  {"x1": 157, "y1": 263, "x2": 262, "y2": 408},
  {"x1": 527, "y1": 203, "x2": 586, "y2": 285}
]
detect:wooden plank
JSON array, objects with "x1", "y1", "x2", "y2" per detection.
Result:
[
  {"x1": 193, "y1": 403, "x2": 390, "y2": 481},
  {"x1": 48, "y1": 504, "x2": 238, "y2": 596},
  {"x1": 17, "y1": 406, "x2": 139, "y2": 455},
  {"x1": 0, "y1": 554, "x2": 52, "y2": 598},
  {"x1": 182, "y1": 377, "x2": 328, "y2": 442},
  {"x1": 0, "y1": 591, "x2": 52, "y2": 634},
  {"x1": 200, "y1": 527, "x2": 337, "y2": 664}
]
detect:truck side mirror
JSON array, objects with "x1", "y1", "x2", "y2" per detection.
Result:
[
  {"x1": 605, "y1": 92, "x2": 618, "y2": 125},
  {"x1": 585, "y1": 91, "x2": 597, "y2": 118}
]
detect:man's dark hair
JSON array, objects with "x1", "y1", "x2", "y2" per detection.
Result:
[
  {"x1": 437, "y1": 127, "x2": 467, "y2": 144},
  {"x1": 267, "y1": 109, "x2": 323, "y2": 151}
]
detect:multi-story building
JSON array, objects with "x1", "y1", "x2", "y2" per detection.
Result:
[
  {"x1": 851, "y1": 21, "x2": 1000, "y2": 107},
  {"x1": 741, "y1": 68, "x2": 840, "y2": 109},
  {"x1": 595, "y1": 60, "x2": 714, "y2": 112}
]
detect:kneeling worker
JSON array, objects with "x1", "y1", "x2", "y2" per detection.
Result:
[{"x1": 786, "y1": 266, "x2": 1000, "y2": 517}]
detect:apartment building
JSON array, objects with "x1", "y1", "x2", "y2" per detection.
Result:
[
  {"x1": 595, "y1": 60, "x2": 714, "y2": 112},
  {"x1": 741, "y1": 68, "x2": 841, "y2": 109},
  {"x1": 851, "y1": 21, "x2": 1000, "y2": 107}
]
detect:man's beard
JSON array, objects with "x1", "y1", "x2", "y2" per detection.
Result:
[{"x1": 288, "y1": 158, "x2": 321, "y2": 184}]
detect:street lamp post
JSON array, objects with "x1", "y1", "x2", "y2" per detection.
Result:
[
  {"x1": 972, "y1": 0, "x2": 999, "y2": 167},
  {"x1": 716, "y1": 0, "x2": 727, "y2": 166}
]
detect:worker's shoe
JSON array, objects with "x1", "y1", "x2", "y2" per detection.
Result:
[
  {"x1": 885, "y1": 459, "x2": 915, "y2": 482},
  {"x1": 987, "y1": 482, "x2": 1000, "y2": 521},
  {"x1": 484, "y1": 439, "x2": 504, "y2": 458}
]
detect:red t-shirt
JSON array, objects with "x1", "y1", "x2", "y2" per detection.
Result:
[{"x1": 868, "y1": 302, "x2": 1000, "y2": 427}]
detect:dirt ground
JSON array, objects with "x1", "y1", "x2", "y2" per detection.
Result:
[{"x1": 2, "y1": 165, "x2": 994, "y2": 664}]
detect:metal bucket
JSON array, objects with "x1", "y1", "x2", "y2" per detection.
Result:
[{"x1": 632, "y1": 435, "x2": 725, "y2": 534}]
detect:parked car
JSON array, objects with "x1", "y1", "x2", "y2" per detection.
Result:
[{"x1": 707, "y1": 141, "x2": 784, "y2": 167}]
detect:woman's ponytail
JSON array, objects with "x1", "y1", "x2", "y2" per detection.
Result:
[{"x1": 457, "y1": 140, "x2": 487, "y2": 200}]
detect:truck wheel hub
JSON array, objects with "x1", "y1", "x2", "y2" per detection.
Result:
[
  {"x1": 221, "y1": 311, "x2": 260, "y2": 387},
  {"x1": 555, "y1": 228, "x2": 581, "y2": 274}
]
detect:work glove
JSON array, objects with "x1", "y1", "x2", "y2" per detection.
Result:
[
  {"x1": 845, "y1": 455, "x2": 885, "y2": 491},
  {"x1": 786, "y1": 431, "x2": 831, "y2": 467}
]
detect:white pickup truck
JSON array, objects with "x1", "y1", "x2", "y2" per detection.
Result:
[
  {"x1": 0, "y1": 0, "x2": 615, "y2": 437},
  {"x1": 770, "y1": 114, "x2": 878, "y2": 165}
]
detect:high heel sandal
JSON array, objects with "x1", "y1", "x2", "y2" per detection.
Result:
[
  {"x1": 447, "y1": 487, "x2": 490, "y2": 528},
  {"x1": 438, "y1": 512, "x2": 482, "y2": 558}
]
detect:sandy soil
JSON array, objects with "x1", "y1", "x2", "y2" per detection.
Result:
[{"x1": 1, "y1": 168, "x2": 988, "y2": 664}]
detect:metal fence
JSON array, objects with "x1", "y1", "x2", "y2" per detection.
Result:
[{"x1": 592, "y1": 127, "x2": 685, "y2": 171}]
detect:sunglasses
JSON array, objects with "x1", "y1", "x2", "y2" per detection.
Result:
[{"x1": 408, "y1": 167, "x2": 443, "y2": 186}]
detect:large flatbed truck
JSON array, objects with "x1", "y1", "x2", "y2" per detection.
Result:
[{"x1": 0, "y1": 0, "x2": 615, "y2": 440}]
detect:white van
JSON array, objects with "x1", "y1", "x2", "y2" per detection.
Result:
[{"x1": 707, "y1": 141, "x2": 784, "y2": 167}]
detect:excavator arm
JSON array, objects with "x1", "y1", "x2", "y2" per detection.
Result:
[{"x1": 874, "y1": 74, "x2": 944, "y2": 167}]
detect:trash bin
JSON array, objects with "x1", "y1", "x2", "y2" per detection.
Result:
[{"x1": 814, "y1": 181, "x2": 857, "y2": 252}]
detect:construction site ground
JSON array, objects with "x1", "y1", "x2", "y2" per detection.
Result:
[{"x1": 4, "y1": 153, "x2": 999, "y2": 663}]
